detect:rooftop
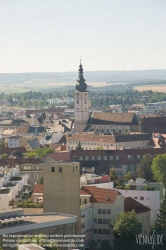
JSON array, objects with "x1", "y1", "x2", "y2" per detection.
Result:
[{"x1": 124, "y1": 197, "x2": 151, "y2": 214}]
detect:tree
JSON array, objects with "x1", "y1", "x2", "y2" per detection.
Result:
[
  {"x1": 153, "y1": 195, "x2": 166, "y2": 237},
  {"x1": 88, "y1": 240, "x2": 97, "y2": 250},
  {"x1": 100, "y1": 240, "x2": 112, "y2": 250},
  {"x1": 138, "y1": 154, "x2": 154, "y2": 182},
  {"x1": 110, "y1": 167, "x2": 117, "y2": 181},
  {"x1": 96, "y1": 146, "x2": 103, "y2": 150},
  {"x1": 75, "y1": 141, "x2": 83, "y2": 150},
  {"x1": 151, "y1": 154, "x2": 166, "y2": 188},
  {"x1": 124, "y1": 171, "x2": 133, "y2": 181},
  {"x1": 38, "y1": 176, "x2": 43, "y2": 184},
  {"x1": 111, "y1": 210, "x2": 142, "y2": 238}
]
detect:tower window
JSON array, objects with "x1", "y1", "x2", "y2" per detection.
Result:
[
  {"x1": 85, "y1": 100, "x2": 86, "y2": 104},
  {"x1": 73, "y1": 167, "x2": 74, "y2": 172},
  {"x1": 77, "y1": 108, "x2": 79, "y2": 110},
  {"x1": 59, "y1": 167, "x2": 62, "y2": 172},
  {"x1": 51, "y1": 167, "x2": 55, "y2": 172},
  {"x1": 77, "y1": 100, "x2": 79, "y2": 104},
  {"x1": 85, "y1": 108, "x2": 86, "y2": 110},
  {"x1": 76, "y1": 166, "x2": 77, "y2": 171}
]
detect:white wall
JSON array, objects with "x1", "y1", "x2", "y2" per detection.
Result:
[{"x1": 115, "y1": 189, "x2": 160, "y2": 226}]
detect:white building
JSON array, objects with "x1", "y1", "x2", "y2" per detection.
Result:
[
  {"x1": 114, "y1": 188, "x2": 160, "y2": 226},
  {"x1": 144, "y1": 101, "x2": 166, "y2": 114}
]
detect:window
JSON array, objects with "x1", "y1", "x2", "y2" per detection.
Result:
[
  {"x1": 98, "y1": 209, "x2": 102, "y2": 214},
  {"x1": 77, "y1": 108, "x2": 79, "y2": 110},
  {"x1": 76, "y1": 166, "x2": 77, "y2": 171},
  {"x1": 116, "y1": 156, "x2": 119, "y2": 160},
  {"x1": 51, "y1": 167, "x2": 55, "y2": 172},
  {"x1": 134, "y1": 197, "x2": 138, "y2": 200},
  {"x1": 73, "y1": 167, "x2": 74, "y2": 172},
  {"x1": 24, "y1": 166, "x2": 27, "y2": 170},
  {"x1": 119, "y1": 129, "x2": 121, "y2": 133},
  {"x1": 85, "y1": 156, "x2": 89, "y2": 160},
  {"x1": 97, "y1": 156, "x2": 101, "y2": 160},
  {"x1": 81, "y1": 214, "x2": 85, "y2": 218},
  {"x1": 146, "y1": 197, "x2": 150, "y2": 200},
  {"x1": 79, "y1": 156, "x2": 83, "y2": 160},
  {"x1": 85, "y1": 100, "x2": 86, "y2": 104},
  {"x1": 103, "y1": 209, "x2": 106, "y2": 214},
  {"x1": 77, "y1": 100, "x2": 79, "y2": 104},
  {"x1": 103, "y1": 156, "x2": 107, "y2": 160},
  {"x1": 34, "y1": 173, "x2": 38, "y2": 179},
  {"x1": 35, "y1": 166, "x2": 39, "y2": 170},
  {"x1": 107, "y1": 209, "x2": 111, "y2": 214},
  {"x1": 94, "y1": 229, "x2": 97, "y2": 233},
  {"x1": 96, "y1": 128, "x2": 99, "y2": 132},
  {"x1": 59, "y1": 167, "x2": 62, "y2": 172},
  {"x1": 140, "y1": 197, "x2": 144, "y2": 200},
  {"x1": 91, "y1": 156, "x2": 95, "y2": 160},
  {"x1": 94, "y1": 219, "x2": 97, "y2": 223},
  {"x1": 110, "y1": 156, "x2": 113, "y2": 160},
  {"x1": 81, "y1": 222, "x2": 85, "y2": 228},
  {"x1": 107, "y1": 129, "x2": 109, "y2": 133}
]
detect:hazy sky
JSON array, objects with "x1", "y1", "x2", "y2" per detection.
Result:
[{"x1": 0, "y1": 0, "x2": 166, "y2": 72}]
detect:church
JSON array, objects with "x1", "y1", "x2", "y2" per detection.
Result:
[{"x1": 74, "y1": 62, "x2": 140, "y2": 133}]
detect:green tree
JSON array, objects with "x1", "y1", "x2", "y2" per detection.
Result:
[
  {"x1": 100, "y1": 240, "x2": 112, "y2": 250},
  {"x1": 38, "y1": 176, "x2": 43, "y2": 184},
  {"x1": 75, "y1": 141, "x2": 83, "y2": 150},
  {"x1": 110, "y1": 167, "x2": 117, "y2": 181},
  {"x1": 96, "y1": 146, "x2": 103, "y2": 150},
  {"x1": 124, "y1": 171, "x2": 133, "y2": 181},
  {"x1": 1, "y1": 153, "x2": 8, "y2": 158},
  {"x1": 153, "y1": 195, "x2": 166, "y2": 237},
  {"x1": 88, "y1": 240, "x2": 97, "y2": 250},
  {"x1": 151, "y1": 154, "x2": 166, "y2": 188},
  {"x1": 111, "y1": 210, "x2": 142, "y2": 238},
  {"x1": 138, "y1": 154, "x2": 154, "y2": 182}
]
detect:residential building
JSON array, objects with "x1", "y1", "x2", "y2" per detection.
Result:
[
  {"x1": 80, "y1": 173, "x2": 110, "y2": 187},
  {"x1": 144, "y1": 101, "x2": 166, "y2": 114},
  {"x1": 67, "y1": 133, "x2": 151, "y2": 151},
  {"x1": 124, "y1": 197, "x2": 150, "y2": 234},
  {"x1": 0, "y1": 165, "x2": 28, "y2": 211},
  {"x1": 43, "y1": 162, "x2": 81, "y2": 233},
  {"x1": 70, "y1": 148, "x2": 166, "y2": 177},
  {"x1": 141, "y1": 116, "x2": 166, "y2": 133},
  {"x1": 20, "y1": 163, "x2": 43, "y2": 191},
  {"x1": 114, "y1": 188, "x2": 160, "y2": 225},
  {"x1": 6, "y1": 136, "x2": 26, "y2": 148}
]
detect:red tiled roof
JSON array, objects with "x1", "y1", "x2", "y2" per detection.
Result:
[
  {"x1": 0, "y1": 147, "x2": 27, "y2": 155},
  {"x1": 81, "y1": 186, "x2": 121, "y2": 203},
  {"x1": 33, "y1": 184, "x2": 43, "y2": 194},
  {"x1": 124, "y1": 197, "x2": 151, "y2": 214}
]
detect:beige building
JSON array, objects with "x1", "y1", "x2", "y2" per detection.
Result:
[
  {"x1": 20, "y1": 163, "x2": 43, "y2": 191},
  {"x1": 67, "y1": 133, "x2": 151, "y2": 151},
  {"x1": 43, "y1": 162, "x2": 81, "y2": 233}
]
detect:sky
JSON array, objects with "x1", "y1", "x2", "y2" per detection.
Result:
[{"x1": 0, "y1": 0, "x2": 166, "y2": 73}]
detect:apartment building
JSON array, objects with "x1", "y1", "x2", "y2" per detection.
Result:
[
  {"x1": 0, "y1": 165, "x2": 28, "y2": 211},
  {"x1": 144, "y1": 101, "x2": 166, "y2": 114},
  {"x1": 114, "y1": 188, "x2": 159, "y2": 226},
  {"x1": 20, "y1": 163, "x2": 43, "y2": 191},
  {"x1": 70, "y1": 148, "x2": 166, "y2": 177},
  {"x1": 67, "y1": 133, "x2": 151, "y2": 151}
]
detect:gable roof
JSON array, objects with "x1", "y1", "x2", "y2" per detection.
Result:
[
  {"x1": 33, "y1": 184, "x2": 43, "y2": 194},
  {"x1": 67, "y1": 133, "x2": 151, "y2": 143},
  {"x1": 124, "y1": 197, "x2": 150, "y2": 214},
  {"x1": 141, "y1": 116, "x2": 166, "y2": 133},
  {"x1": 81, "y1": 186, "x2": 121, "y2": 203},
  {"x1": 90, "y1": 112, "x2": 139, "y2": 125}
]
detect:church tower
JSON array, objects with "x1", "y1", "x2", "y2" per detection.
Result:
[{"x1": 74, "y1": 61, "x2": 90, "y2": 132}]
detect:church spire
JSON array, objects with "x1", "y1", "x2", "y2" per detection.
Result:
[{"x1": 76, "y1": 61, "x2": 87, "y2": 92}]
